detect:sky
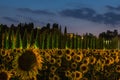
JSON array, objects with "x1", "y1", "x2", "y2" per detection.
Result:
[{"x1": 0, "y1": 0, "x2": 120, "y2": 36}]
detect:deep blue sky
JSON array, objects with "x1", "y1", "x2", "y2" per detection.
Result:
[{"x1": 0, "y1": 0, "x2": 120, "y2": 35}]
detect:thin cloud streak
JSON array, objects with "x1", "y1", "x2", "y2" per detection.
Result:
[{"x1": 17, "y1": 8, "x2": 56, "y2": 16}]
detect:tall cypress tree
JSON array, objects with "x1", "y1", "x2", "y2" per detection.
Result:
[
  {"x1": 76, "y1": 33, "x2": 79, "y2": 49},
  {"x1": 46, "y1": 33, "x2": 50, "y2": 49},
  {"x1": 15, "y1": 28, "x2": 22, "y2": 48},
  {"x1": 35, "y1": 29, "x2": 40, "y2": 48},
  {"x1": 41, "y1": 33, "x2": 45, "y2": 49},
  {"x1": 8, "y1": 29, "x2": 12, "y2": 49},
  {"x1": 30, "y1": 29, "x2": 34, "y2": 47},
  {"x1": 64, "y1": 26, "x2": 67, "y2": 35},
  {"x1": 11, "y1": 29, "x2": 15, "y2": 49},
  {"x1": 3, "y1": 30, "x2": 8, "y2": 49},
  {"x1": 72, "y1": 34, "x2": 75, "y2": 49},
  {"x1": 58, "y1": 26, "x2": 62, "y2": 49},
  {"x1": 22, "y1": 29, "x2": 27, "y2": 48}
]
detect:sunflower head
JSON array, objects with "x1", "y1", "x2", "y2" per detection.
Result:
[
  {"x1": 50, "y1": 66, "x2": 57, "y2": 73},
  {"x1": 0, "y1": 49, "x2": 7, "y2": 57},
  {"x1": 80, "y1": 64, "x2": 88, "y2": 73},
  {"x1": 105, "y1": 58, "x2": 111, "y2": 66},
  {"x1": 82, "y1": 57, "x2": 90, "y2": 65},
  {"x1": 0, "y1": 70, "x2": 12, "y2": 80},
  {"x1": 72, "y1": 71, "x2": 83, "y2": 80},
  {"x1": 71, "y1": 62, "x2": 77, "y2": 70},
  {"x1": 116, "y1": 65, "x2": 120, "y2": 73},
  {"x1": 13, "y1": 49, "x2": 43, "y2": 80},
  {"x1": 56, "y1": 50, "x2": 64, "y2": 57},
  {"x1": 49, "y1": 58, "x2": 56, "y2": 64},
  {"x1": 89, "y1": 56, "x2": 96, "y2": 65},
  {"x1": 65, "y1": 49, "x2": 71, "y2": 55},
  {"x1": 65, "y1": 54, "x2": 72, "y2": 61},
  {"x1": 18, "y1": 50, "x2": 37, "y2": 71},
  {"x1": 74, "y1": 54, "x2": 83, "y2": 63},
  {"x1": 65, "y1": 70, "x2": 71, "y2": 77}
]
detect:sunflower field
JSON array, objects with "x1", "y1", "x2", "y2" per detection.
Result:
[
  {"x1": 0, "y1": 49, "x2": 120, "y2": 80},
  {"x1": 0, "y1": 24, "x2": 120, "y2": 80}
]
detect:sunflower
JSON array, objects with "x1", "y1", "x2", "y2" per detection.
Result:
[
  {"x1": 65, "y1": 70, "x2": 71, "y2": 78},
  {"x1": 74, "y1": 54, "x2": 83, "y2": 63},
  {"x1": 65, "y1": 54, "x2": 72, "y2": 61},
  {"x1": 71, "y1": 62, "x2": 78, "y2": 70},
  {"x1": 13, "y1": 48, "x2": 23, "y2": 53},
  {"x1": 82, "y1": 57, "x2": 90, "y2": 65},
  {"x1": 0, "y1": 49, "x2": 7, "y2": 57},
  {"x1": 49, "y1": 72, "x2": 54, "y2": 80},
  {"x1": 80, "y1": 64, "x2": 89, "y2": 73},
  {"x1": 65, "y1": 49, "x2": 71, "y2": 55},
  {"x1": 49, "y1": 58, "x2": 56, "y2": 64},
  {"x1": 115, "y1": 56, "x2": 119, "y2": 63},
  {"x1": 12, "y1": 49, "x2": 43, "y2": 80},
  {"x1": 71, "y1": 71, "x2": 83, "y2": 80},
  {"x1": 56, "y1": 49, "x2": 64, "y2": 57},
  {"x1": 50, "y1": 66, "x2": 57, "y2": 73},
  {"x1": 105, "y1": 58, "x2": 111, "y2": 66},
  {"x1": 56, "y1": 57, "x2": 62, "y2": 67},
  {"x1": 109, "y1": 57, "x2": 115, "y2": 65},
  {"x1": 52, "y1": 74, "x2": 60, "y2": 80},
  {"x1": 44, "y1": 52, "x2": 51, "y2": 61},
  {"x1": 0, "y1": 69, "x2": 12, "y2": 80},
  {"x1": 89, "y1": 56, "x2": 96, "y2": 65},
  {"x1": 116, "y1": 65, "x2": 120, "y2": 73}
]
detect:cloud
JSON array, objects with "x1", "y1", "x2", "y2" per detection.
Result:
[
  {"x1": 60, "y1": 8, "x2": 96, "y2": 20},
  {"x1": 16, "y1": 15, "x2": 40, "y2": 23},
  {"x1": 17, "y1": 8, "x2": 55, "y2": 16},
  {"x1": 2, "y1": 17, "x2": 19, "y2": 23},
  {"x1": 106, "y1": 5, "x2": 120, "y2": 10},
  {"x1": 60, "y1": 8, "x2": 120, "y2": 25}
]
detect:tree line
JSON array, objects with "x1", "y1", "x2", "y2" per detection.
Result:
[{"x1": 0, "y1": 23, "x2": 119, "y2": 49}]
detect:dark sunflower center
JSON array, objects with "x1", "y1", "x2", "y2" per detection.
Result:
[
  {"x1": 90, "y1": 59, "x2": 94, "y2": 63},
  {"x1": 18, "y1": 50, "x2": 37, "y2": 71},
  {"x1": 57, "y1": 50, "x2": 62, "y2": 55},
  {"x1": 117, "y1": 66, "x2": 120, "y2": 70},
  {"x1": 82, "y1": 66, "x2": 87, "y2": 71},
  {"x1": 0, "y1": 72, "x2": 8, "y2": 80},
  {"x1": 77, "y1": 56, "x2": 80, "y2": 60},
  {"x1": 76, "y1": 73, "x2": 80, "y2": 78}
]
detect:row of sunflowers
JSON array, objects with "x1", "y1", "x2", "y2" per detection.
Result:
[{"x1": 0, "y1": 49, "x2": 120, "y2": 80}]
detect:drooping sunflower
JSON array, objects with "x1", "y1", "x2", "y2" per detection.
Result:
[
  {"x1": 0, "y1": 69, "x2": 12, "y2": 80},
  {"x1": 12, "y1": 49, "x2": 43, "y2": 80}
]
